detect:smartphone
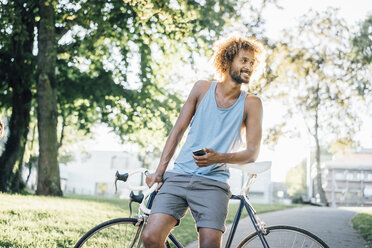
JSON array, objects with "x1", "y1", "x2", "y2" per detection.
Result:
[{"x1": 193, "y1": 149, "x2": 206, "y2": 156}]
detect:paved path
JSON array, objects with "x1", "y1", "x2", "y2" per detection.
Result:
[{"x1": 185, "y1": 206, "x2": 371, "y2": 248}]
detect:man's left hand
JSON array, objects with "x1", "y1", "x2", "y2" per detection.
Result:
[{"x1": 193, "y1": 148, "x2": 220, "y2": 167}]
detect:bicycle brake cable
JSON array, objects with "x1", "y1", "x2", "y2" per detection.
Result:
[{"x1": 129, "y1": 199, "x2": 133, "y2": 217}]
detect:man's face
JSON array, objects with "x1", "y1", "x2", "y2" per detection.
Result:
[{"x1": 229, "y1": 49, "x2": 256, "y2": 85}]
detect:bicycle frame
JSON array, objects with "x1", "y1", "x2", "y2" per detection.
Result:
[
  {"x1": 77, "y1": 164, "x2": 329, "y2": 248},
  {"x1": 225, "y1": 194, "x2": 269, "y2": 248}
]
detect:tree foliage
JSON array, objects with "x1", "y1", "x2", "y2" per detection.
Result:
[
  {"x1": 263, "y1": 8, "x2": 371, "y2": 204},
  {"x1": 352, "y1": 15, "x2": 372, "y2": 65},
  {"x1": 285, "y1": 160, "x2": 307, "y2": 201},
  {"x1": 350, "y1": 15, "x2": 372, "y2": 100},
  {"x1": 53, "y1": 0, "x2": 245, "y2": 149}
]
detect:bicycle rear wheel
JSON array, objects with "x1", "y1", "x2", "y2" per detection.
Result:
[
  {"x1": 74, "y1": 218, "x2": 144, "y2": 248},
  {"x1": 237, "y1": 225, "x2": 329, "y2": 248}
]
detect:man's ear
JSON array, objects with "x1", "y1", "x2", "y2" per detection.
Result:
[{"x1": 223, "y1": 64, "x2": 231, "y2": 75}]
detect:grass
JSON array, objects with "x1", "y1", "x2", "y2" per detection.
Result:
[
  {"x1": 352, "y1": 207, "x2": 372, "y2": 245},
  {"x1": 0, "y1": 193, "x2": 296, "y2": 247},
  {"x1": 0, "y1": 193, "x2": 131, "y2": 248}
]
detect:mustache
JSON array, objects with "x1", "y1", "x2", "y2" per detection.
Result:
[{"x1": 241, "y1": 69, "x2": 252, "y2": 74}]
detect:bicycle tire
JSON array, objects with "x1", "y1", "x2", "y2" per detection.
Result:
[
  {"x1": 237, "y1": 225, "x2": 329, "y2": 248},
  {"x1": 74, "y1": 218, "x2": 144, "y2": 248}
]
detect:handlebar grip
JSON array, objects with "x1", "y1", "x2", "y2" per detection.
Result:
[
  {"x1": 130, "y1": 191, "x2": 144, "y2": 203},
  {"x1": 115, "y1": 171, "x2": 129, "y2": 182}
]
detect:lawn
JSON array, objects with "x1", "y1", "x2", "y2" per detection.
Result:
[
  {"x1": 352, "y1": 207, "x2": 372, "y2": 245},
  {"x1": 0, "y1": 193, "x2": 295, "y2": 247}
]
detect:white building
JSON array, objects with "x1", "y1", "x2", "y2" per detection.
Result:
[
  {"x1": 61, "y1": 150, "x2": 154, "y2": 197},
  {"x1": 323, "y1": 148, "x2": 372, "y2": 207}
]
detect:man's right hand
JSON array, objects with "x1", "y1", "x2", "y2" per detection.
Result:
[{"x1": 145, "y1": 172, "x2": 163, "y2": 190}]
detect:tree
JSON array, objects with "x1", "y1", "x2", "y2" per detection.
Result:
[
  {"x1": 36, "y1": 0, "x2": 62, "y2": 196},
  {"x1": 0, "y1": 1, "x2": 35, "y2": 192},
  {"x1": 264, "y1": 8, "x2": 370, "y2": 205}
]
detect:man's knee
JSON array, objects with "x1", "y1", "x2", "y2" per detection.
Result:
[
  {"x1": 199, "y1": 228, "x2": 222, "y2": 248},
  {"x1": 142, "y1": 227, "x2": 161, "y2": 247},
  {"x1": 199, "y1": 237, "x2": 222, "y2": 248},
  {"x1": 142, "y1": 213, "x2": 177, "y2": 248}
]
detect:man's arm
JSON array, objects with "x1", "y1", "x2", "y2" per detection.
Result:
[
  {"x1": 193, "y1": 95, "x2": 263, "y2": 166},
  {"x1": 146, "y1": 81, "x2": 210, "y2": 187}
]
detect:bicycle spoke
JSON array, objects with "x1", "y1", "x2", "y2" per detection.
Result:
[
  {"x1": 301, "y1": 236, "x2": 306, "y2": 248},
  {"x1": 238, "y1": 225, "x2": 329, "y2": 248},
  {"x1": 74, "y1": 218, "x2": 143, "y2": 248},
  {"x1": 291, "y1": 233, "x2": 297, "y2": 248}
]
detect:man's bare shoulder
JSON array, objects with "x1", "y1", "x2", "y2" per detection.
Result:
[
  {"x1": 194, "y1": 80, "x2": 212, "y2": 90},
  {"x1": 242, "y1": 94, "x2": 263, "y2": 124},
  {"x1": 244, "y1": 94, "x2": 263, "y2": 110},
  {"x1": 190, "y1": 80, "x2": 212, "y2": 97}
]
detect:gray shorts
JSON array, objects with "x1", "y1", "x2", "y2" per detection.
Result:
[{"x1": 150, "y1": 172, "x2": 231, "y2": 233}]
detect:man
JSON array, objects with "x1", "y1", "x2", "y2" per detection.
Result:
[
  {"x1": 143, "y1": 36, "x2": 265, "y2": 248},
  {"x1": 0, "y1": 119, "x2": 3, "y2": 138}
]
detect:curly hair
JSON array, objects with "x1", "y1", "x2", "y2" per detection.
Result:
[{"x1": 212, "y1": 36, "x2": 265, "y2": 80}]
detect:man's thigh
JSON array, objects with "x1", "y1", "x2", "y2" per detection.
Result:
[
  {"x1": 187, "y1": 176, "x2": 231, "y2": 233},
  {"x1": 145, "y1": 213, "x2": 178, "y2": 237},
  {"x1": 150, "y1": 172, "x2": 189, "y2": 222}
]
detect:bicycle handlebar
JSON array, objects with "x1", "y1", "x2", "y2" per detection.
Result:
[{"x1": 116, "y1": 168, "x2": 157, "y2": 215}]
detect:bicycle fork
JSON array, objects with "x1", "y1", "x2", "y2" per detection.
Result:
[
  {"x1": 130, "y1": 217, "x2": 146, "y2": 248},
  {"x1": 226, "y1": 195, "x2": 270, "y2": 248},
  {"x1": 244, "y1": 197, "x2": 270, "y2": 248}
]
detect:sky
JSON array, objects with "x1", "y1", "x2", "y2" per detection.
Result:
[
  {"x1": 81, "y1": 0, "x2": 372, "y2": 182},
  {"x1": 263, "y1": 0, "x2": 371, "y2": 40}
]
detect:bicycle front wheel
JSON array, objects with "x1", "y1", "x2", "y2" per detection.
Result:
[
  {"x1": 74, "y1": 218, "x2": 144, "y2": 248},
  {"x1": 237, "y1": 225, "x2": 329, "y2": 248}
]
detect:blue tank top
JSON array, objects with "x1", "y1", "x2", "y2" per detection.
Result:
[{"x1": 170, "y1": 81, "x2": 247, "y2": 183}]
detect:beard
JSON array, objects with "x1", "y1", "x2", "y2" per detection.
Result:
[{"x1": 230, "y1": 67, "x2": 251, "y2": 85}]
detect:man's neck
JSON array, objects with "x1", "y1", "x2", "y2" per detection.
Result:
[{"x1": 218, "y1": 75, "x2": 242, "y2": 99}]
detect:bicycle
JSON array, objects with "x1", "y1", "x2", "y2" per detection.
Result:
[{"x1": 74, "y1": 161, "x2": 330, "y2": 248}]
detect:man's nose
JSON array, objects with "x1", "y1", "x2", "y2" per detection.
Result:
[{"x1": 242, "y1": 65, "x2": 251, "y2": 71}]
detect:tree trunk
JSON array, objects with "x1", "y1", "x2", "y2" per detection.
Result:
[
  {"x1": 314, "y1": 135, "x2": 328, "y2": 205},
  {"x1": 0, "y1": 1, "x2": 34, "y2": 193},
  {"x1": 0, "y1": 89, "x2": 31, "y2": 192},
  {"x1": 36, "y1": 0, "x2": 62, "y2": 196},
  {"x1": 10, "y1": 145, "x2": 26, "y2": 193},
  {"x1": 314, "y1": 82, "x2": 328, "y2": 206}
]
